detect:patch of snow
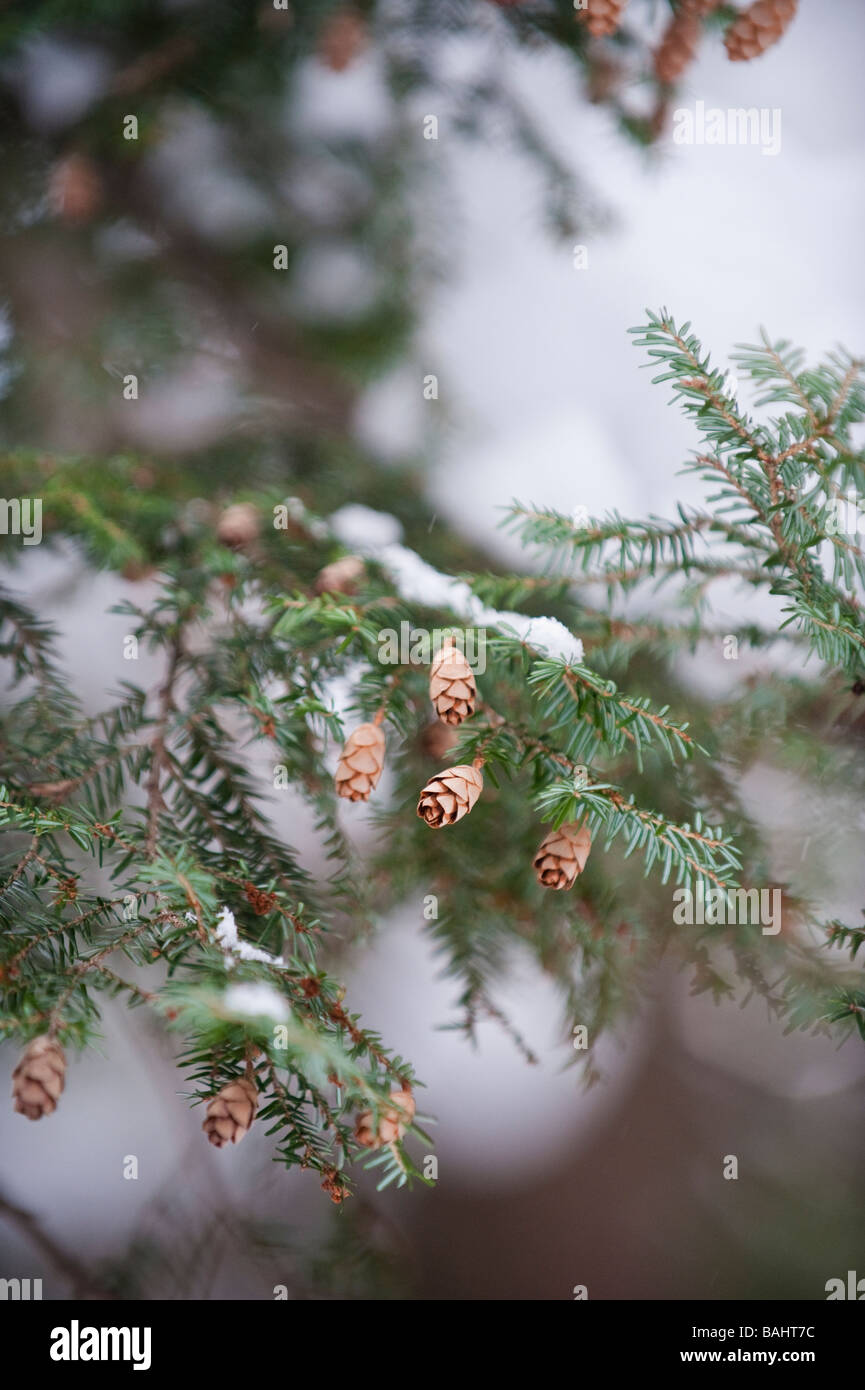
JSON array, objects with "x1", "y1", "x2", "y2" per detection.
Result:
[
  {"x1": 329, "y1": 508, "x2": 584, "y2": 663},
  {"x1": 223, "y1": 982, "x2": 289, "y2": 1021}
]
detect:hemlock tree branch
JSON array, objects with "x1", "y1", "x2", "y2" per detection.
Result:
[
  {"x1": 4, "y1": 312, "x2": 864, "y2": 1206},
  {"x1": 0, "y1": 0, "x2": 855, "y2": 1242}
]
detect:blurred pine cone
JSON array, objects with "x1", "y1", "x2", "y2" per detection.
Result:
[
  {"x1": 49, "y1": 153, "x2": 102, "y2": 224},
  {"x1": 217, "y1": 502, "x2": 260, "y2": 549},
  {"x1": 13, "y1": 1035, "x2": 66, "y2": 1120},
  {"x1": 654, "y1": 12, "x2": 701, "y2": 83},
  {"x1": 319, "y1": 8, "x2": 366, "y2": 71},
  {"x1": 355, "y1": 1088, "x2": 415, "y2": 1149},
  {"x1": 420, "y1": 719, "x2": 459, "y2": 761},
  {"x1": 576, "y1": 0, "x2": 629, "y2": 39},
  {"x1": 314, "y1": 554, "x2": 365, "y2": 595},
  {"x1": 202, "y1": 1078, "x2": 258, "y2": 1147},
  {"x1": 724, "y1": 0, "x2": 797, "y2": 61}
]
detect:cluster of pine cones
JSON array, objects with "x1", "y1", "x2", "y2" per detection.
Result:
[
  {"x1": 12, "y1": 1032, "x2": 415, "y2": 1171},
  {"x1": 576, "y1": 0, "x2": 798, "y2": 85},
  {"x1": 10, "y1": 1033, "x2": 263, "y2": 1144},
  {"x1": 334, "y1": 632, "x2": 593, "y2": 892},
  {"x1": 201, "y1": 1077, "x2": 417, "y2": 1157}
]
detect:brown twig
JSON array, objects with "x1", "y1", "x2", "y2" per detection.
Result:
[
  {"x1": 0, "y1": 1188, "x2": 116, "y2": 1299},
  {"x1": 145, "y1": 634, "x2": 184, "y2": 859}
]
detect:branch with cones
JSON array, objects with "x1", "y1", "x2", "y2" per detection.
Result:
[
  {"x1": 575, "y1": 0, "x2": 799, "y2": 98},
  {"x1": 333, "y1": 632, "x2": 596, "y2": 887}
]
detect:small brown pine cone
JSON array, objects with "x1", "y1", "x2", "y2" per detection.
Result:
[
  {"x1": 49, "y1": 153, "x2": 102, "y2": 224},
  {"x1": 217, "y1": 502, "x2": 259, "y2": 549},
  {"x1": 321, "y1": 1168, "x2": 349, "y2": 1204},
  {"x1": 724, "y1": 0, "x2": 797, "y2": 61},
  {"x1": 244, "y1": 881, "x2": 278, "y2": 916},
  {"x1": 335, "y1": 722, "x2": 386, "y2": 802},
  {"x1": 12, "y1": 1035, "x2": 66, "y2": 1120},
  {"x1": 678, "y1": 0, "x2": 721, "y2": 14},
  {"x1": 355, "y1": 1088, "x2": 415, "y2": 1150},
  {"x1": 533, "y1": 822, "x2": 592, "y2": 890},
  {"x1": 417, "y1": 763, "x2": 483, "y2": 828},
  {"x1": 429, "y1": 639, "x2": 477, "y2": 726},
  {"x1": 319, "y1": 8, "x2": 366, "y2": 71},
  {"x1": 314, "y1": 554, "x2": 365, "y2": 595},
  {"x1": 654, "y1": 12, "x2": 701, "y2": 83},
  {"x1": 202, "y1": 1077, "x2": 258, "y2": 1148},
  {"x1": 576, "y1": 0, "x2": 629, "y2": 39}
]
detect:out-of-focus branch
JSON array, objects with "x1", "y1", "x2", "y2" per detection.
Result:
[{"x1": 0, "y1": 1188, "x2": 116, "y2": 1299}]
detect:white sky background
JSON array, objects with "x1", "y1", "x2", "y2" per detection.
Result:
[{"x1": 415, "y1": 0, "x2": 865, "y2": 552}]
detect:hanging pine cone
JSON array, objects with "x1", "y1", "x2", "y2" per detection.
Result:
[
  {"x1": 354, "y1": 1087, "x2": 415, "y2": 1149},
  {"x1": 417, "y1": 763, "x2": 483, "y2": 827},
  {"x1": 12, "y1": 1035, "x2": 66, "y2": 1120},
  {"x1": 654, "y1": 12, "x2": 702, "y2": 83},
  {"x1": 217, "y1": 502, "x2": 260, "y2": 549},
  {"x1": 202, "y1": 1077, "x2": 258, "y2": 1148},
  {"x1": 533, "y1": 822, "x2": 592, "y2": 890},
  {"x1": 335, "y1": 721, "x2": 386, "y2": 802},
  {"x1": 429, "y1": 637, "x2": 477, "y2": 726},
  {"x1": 678, "y1": 0, "x2": 721, "y2": 13},
  {"x1": 243, "y1": 881, "x2": 278, "y2": 916},
  {"x1": 319, "y1": 8, "x2": 366, "y2": 71},
  {"x1": 314, "y1": 554, "x2": 365, "y2": 595},
  {"x1": 576, "y1": 0, "x2": 629, "y2": 39},
  {"x1": 724, "y1": 0, "x2": 797, "y2": 61},
  {"x1": 320, "y1": 1168, "x2": 349, "y2": 1204},
  {"x1": 49, "y1": 153, "x2": 103, "y2": 224}
]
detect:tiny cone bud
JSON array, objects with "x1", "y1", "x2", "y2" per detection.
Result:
[
  {"x1": 355, "y1": 1087, "x2": 415, "y2": 1150},
  {"x1": 314, "y1": 554, "x2": 365, "y2": 595},
  {"x1": 533, "y1": 822, "x2": 592, "y2": 890},
  {"x1": 576, "y1": 0, "x2": 629, "y2": 39},
  {"x1": 13, "y1": 1035, "x2": 66, "y2": 1120},
  {"x1": 335, "y1": 722, "x2": 386, "y2": 802},
  {"x1": 654, "y1": 12, "x2": 701, "y2": 84},
  {"x1": 724, "y1": 0, "x2": 797, "y2": 62},
  {"x1": 202, "y1": 1077, "x2": 258, "y2": 1148},
  {"x1": 417, "y1": 763, "x2": 483, "y2": 828},
  {"x1": 217, "y1": 502, "x2": 259, "y2": 549},
  {"x1": 429, "y1": 638, "x2": 477, "y2": 726}
]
